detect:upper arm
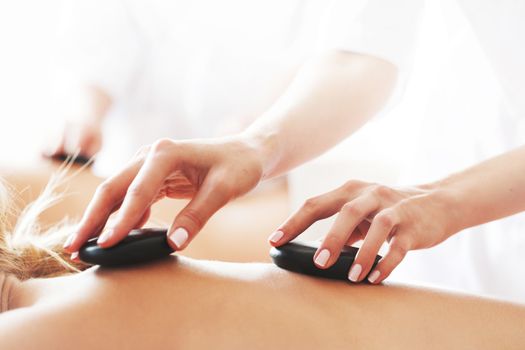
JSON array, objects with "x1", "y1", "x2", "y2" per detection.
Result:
[{"x1": 319, "y1": 0, "x2": 425, "y2": 73}]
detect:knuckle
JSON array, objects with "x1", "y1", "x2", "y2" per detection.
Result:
[
  {"x1": 214, "y1": 179, "x2": 235, "y2": 198},
  {"x1": 323, "y1": 234, "x2": 345, "y2": 248},
  {"x1": 181, "y1": 208, "x2": 205, "y2": 230},
  {"x1": 151, "y1": 138, "x2": 174, "y2": 155},
  {"x1": 395, "y1": 199, "x2": 414, "y2": 216},
  {"x1": 341, "y1": 179, "x2": 365, "y2": 193},
  {"x1": 371, "y1": 185, "x2": 392, "y2": 198},
  {"x1": 396, "y1": 198, "x2": 410, "y2": 210},
  {"x1": 126, "y1": 184, "x2": 148, "y2": 199},
  {"x1": 96, "y1": 181, "x2": 116, "y2": 199},
  {"x1": 302, "y1": 197, "x2": 320, "y2": 214},
  {"x1": 375, "y1": 211, "x2": 395, "y2": 228},
  {"x1": 340, "y1": 202, "x2": 363, "y2": 217}
]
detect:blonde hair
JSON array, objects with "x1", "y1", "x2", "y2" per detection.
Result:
[{"x1": 0, "y1": 163, "x2": 89, "y2": 281}]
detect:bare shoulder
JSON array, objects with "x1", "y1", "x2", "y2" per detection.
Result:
[
  {"x1": 0, "y1": 301, "x2": 93, "y2": 350},
  {"x1": 0, "y1": 291, "x2": 178, "y2": 350}
]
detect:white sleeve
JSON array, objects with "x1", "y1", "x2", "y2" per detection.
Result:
[
  {"x1": 319, "y1": 0, "x2": 424, "y2": 73},
  {"x1": 55, "y1": 0, "x2": 143, "y2": 100},
  {"x1": 318, "y1": 0, "x2": 425, "y2": 110}
]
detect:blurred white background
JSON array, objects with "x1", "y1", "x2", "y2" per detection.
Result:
[
  {"x1": 0, "y1": 0, "x2": 66, "y2": 165},
  {"x1": 0, "y1": 0, "x2": 500, "y2": 189}
]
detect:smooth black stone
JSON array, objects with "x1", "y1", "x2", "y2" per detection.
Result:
[
  {"x1": 79, "y1": 228, "x2": 174, "y2": 267},
  {"x1": 270, "y1": 241, "x2": 382, "y2": 282}
]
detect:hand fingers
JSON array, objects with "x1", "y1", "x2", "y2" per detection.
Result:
[
  {"x1": 96, "y1": 141, "x2": 177, "y2": 247},
  {"x1": 313, "y1": 194, "x2": 379, "y2": 269},
  {"x1": 64, "y1": 159, "x2": 142, "y2": 252},
  {"x1": 166, "y1": 170, "x2": 233, "y2": 250},
  {"x1": 104, "y1": 206, "x2": 150, "y2": 230},
  {"x1": 349, "y1": 208, "x2": 399, "y2": 282},
  {"x1": 268, "y1": 187, "x2": 350, "y2": 247},
  {"x1": 345, "y1": 221, "x2": 370, "y2": 246},
  {"x1": 135, "y1": 207, "x2": 152, "y2": 229},
  {"x1": 367, "y1": 234, "x2": 411, "y2": 284}
]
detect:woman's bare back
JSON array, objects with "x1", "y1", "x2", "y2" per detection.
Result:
[{"x1": 1, "y1": 256, "x2": 525, "y2": 350}]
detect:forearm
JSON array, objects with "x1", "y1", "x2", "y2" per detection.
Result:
[
  {"x1": 79, "y1": 85, "x2": 112, "y2": 125},
  {"x1": 62, "y1": 84, "x2": 112, "y2": 126},
  {"x1": 242, "y1": 50, "x2": 398, "y2": 179},
  {"x1": 89, "y1": 86, "x2": 113, "y2": 123},
  {"x1": 426, "y1": 145, "x2": 525, "y2": 233}
]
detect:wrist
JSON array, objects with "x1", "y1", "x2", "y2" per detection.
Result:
[
  {"x1": 82, "y1": 118, "x2": 104, "y2": 130},
  {"x1": 238, "y1": 126, "x2": 282, "y2": 180},
  {"x1": 418, "y1": 180, "x2": 470, "y2": 238},
  {"x1": 65, "y1": 114, "x2": 103, "y2": 131}
]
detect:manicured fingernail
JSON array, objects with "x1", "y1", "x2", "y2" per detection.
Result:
[
  {"x1": 268, "y1": 230, "x2": 284, "y2": 244},
  {"x1": 169, "y1": 227, "x2": 189, "y2": 249},
  {"x1": 71, "y1": 252, "x2": 79, "y2": 260},
  {"x1": 368, "y1": 270, "x2": 380, "y2": 284},
  {"x1": 97, "y1": 230, "x2": 112, "y2": 245},
  {"x1": 314, "y1": 249, "x2": 330, "y2": 267},
  {"x1": 63, "y1": 234, "x2": 75, "y2": 249},
  {"x1": 348, "y1": 264, "x2": 362, "y2": 282}
]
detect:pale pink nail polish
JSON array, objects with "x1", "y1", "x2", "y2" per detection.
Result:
[
  {"x1": 368, "y1": 270, "x2": 380, "y2": 283},
  {"x1": 169, "y1": 227, "x2": 189, "y2": 249},
  {"x1": 97, "y1": 230, "x2": 112, "y2": 245},
  {"x1": 268, "y1": 230, "x2": 284, "y2": 244},
  {"x1": 63, "y1": 234, "x2": 75, "y2": 249},
  {"x1": 348, "y1": 264, "x2": 362, "y2": 282},
  {"x1": 314, "y1": 249, "x2": 330, "y2": 267}
]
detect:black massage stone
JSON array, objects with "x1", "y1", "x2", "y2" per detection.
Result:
[
  {"x1": 51, "y1": 153, "x2": 92, "y2": 165},
  {"x1": 79, "y1": 228, "x2": 174, "y2": 267},
  {"x1": 270, "y1": 241, "x2": 382, "y2": 282}
]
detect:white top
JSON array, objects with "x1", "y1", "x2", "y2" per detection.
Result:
[
  {"x1": 57, "y1": 0, "x2": 422, "y2": 175},
  {"x1": 391, "y1": 0, "x2": 525, "y2": 304}
]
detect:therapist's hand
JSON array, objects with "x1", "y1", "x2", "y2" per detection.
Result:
[
  {"x1": 64, "y1": 136, "x2": 264, "y2": 253},
  {"x1": 269, "y1": 180, "x2": 460, "y2": 284}
]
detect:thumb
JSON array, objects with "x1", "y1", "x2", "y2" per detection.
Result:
[{"x1": 167, "y1": 174, "x2": 232, "y2": 250}]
